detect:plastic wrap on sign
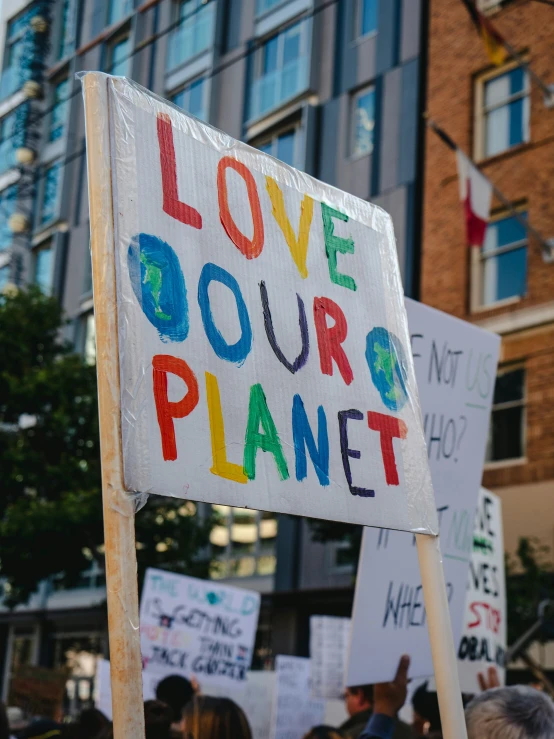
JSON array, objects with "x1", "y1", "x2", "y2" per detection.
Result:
[{"x1": 80, "y1": 72, "x2": 438, "y2": 535}]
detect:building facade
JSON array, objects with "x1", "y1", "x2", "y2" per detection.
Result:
[
  {"x1": 423, "y1": 0, "x2": 554, "y2": 600},
  {"x1": 0, "y1": 0, "x2": 428, "y2": 703}
]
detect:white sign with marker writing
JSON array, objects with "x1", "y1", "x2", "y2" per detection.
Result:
[
  {"x1": 310, "y1": 615, "x2": 351, "y2": 699},
  {"x1": 140, "y1": 568, "x2": 260, "y2": 686},
  {"x1": 458, "y1": 488, "x2": 506, "y2": 693},
  {"x1": 270, "y1": 656, "x2": 325, "y2": 739},
  {"x1": 346, "y1": 299, "x2": 501, "y2": 684}
]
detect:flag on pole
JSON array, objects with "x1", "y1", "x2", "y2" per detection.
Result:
[
  {"x1": 456, "y1": 150, "x2": 493, "y2": 248},
  {"x1": 461, "y1": 0, "x2": 509, "y2": 66}
]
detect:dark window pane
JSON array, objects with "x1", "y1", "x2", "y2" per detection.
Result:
[
  {"x1": 489, "y1": 405, "x2": 524, "y2": 460},
  {"x1": 263, "y1": 36, "x2": 278, "y2": 73},
  {"x1": 493, "y1": 369, "x2": 524, "y2": 405},
  {"x1": 482, "y1": 246, "x2": 527, "y2": 304},
  {"x1": 510, "y1": 66, "x2": 525, "y2": 95},
  {"x1": 276, "y1": 130, "x2": 295, "y2": 166},
  {"x1": 283, "y1": 25, "x2": 300, "y2": 64}
]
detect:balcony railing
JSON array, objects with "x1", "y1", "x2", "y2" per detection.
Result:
[
  {"x1": 249, "y1": 55, "x2": 309, "y2": 122},
  {"x1": 167, "y1": 3, "x2": 216, "y2": 71},
  {"x1": 0, "y1": 67, "x2": 21, "y2": 102}
]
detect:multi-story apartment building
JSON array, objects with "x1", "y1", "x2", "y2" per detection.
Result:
[
  {"x1": 423, "y1": 0, "x2": 554, "y2": 644},
  {"x1": 0, "y1": 0, "x2": 428, "y2": 704}
]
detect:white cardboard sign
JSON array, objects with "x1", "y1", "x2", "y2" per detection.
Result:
[
  {"x1": 346, "y1": 299, "x2": 500, "y2": 684},
  {"x1": 210, "y1": 671, "x2": 276, "y2": 739},
  {"x1": 103, "y1": 75, "x2": 437, "y2": 534},
  {"x1": 310, "y1": 615, "x2": 351, "y2": 699},
  {"x1": 458, "y1": 488, "x2": 506, "y2": 693},
  {"x1": 95, "y1": 658, "x2": 156, "y2": 720},
  {"x1": 270, "y1": 656, "x2": 325, "y2": 739},
  {"x1": 139, "y1": 567, "x2": 260, "y2": 686}
]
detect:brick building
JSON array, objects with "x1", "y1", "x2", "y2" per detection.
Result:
[{"x1": 423, "y1": 0, "x2": 554, "y2": 564}]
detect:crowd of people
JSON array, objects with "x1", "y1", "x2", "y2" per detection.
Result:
[{"x1": 1, "y1": 657, "x2": 554, "y2": 739}]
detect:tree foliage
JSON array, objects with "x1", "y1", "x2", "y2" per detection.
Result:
[
  {"x1": 506, "y1": 537, "x2": 554, "y2": 646},
  {"x1": 0, "y1": 287, "x2": 212, "y2": 606}
]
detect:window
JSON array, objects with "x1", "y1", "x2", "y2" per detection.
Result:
[
  {"x1": 210, "y1": 506, "x2": 278, "y2": 579},
  {"x1": 357, "y1": 0, "x2": 377, "y2": 37},
  {"x1": 0, "y1": 265, "x2": 10, "y2": 291},
  {"x1": 0, "y1": 7, "x2": 39, "y2": 100},
  {"x1": 34, "y1": 240, "x2": 54, "y2": 294},
  {"x1": 57, "y1": 0, "x2": 75, "y2": 59},
  {"x1": 106, "y1": 35, "x2": 131, "y2": 76},
  {"x1": 257, "y1": 127, "x2": 299, "y2": 168},
  {"x1": 256, "y1": 0, "x2": 285, "y2": 17},
  {"x1": 478, "y1": 66, "x2": 529, "y2": 159},
  {"x1": 167, "y1": 0, "x2": 216, "y2": 70},
  {"x1": 108, "y1": 0, "x2": 133, "y2": 26},
  {"x1": 171, "y1": 77, "x2": 207, "y2": 121},
  {"x1": 249, "y1": 21, "x2": 310, "y2": 121},
  {"x1": 351, "y1": 86, "x2": 375, "y2": 157},
  {"x1": 40, "y1": 161, "x2": 62, "y2": 225},
  {"x1": 480, "y1": 212, "x2": 527, "y2": 306},
  {"x1": 0, "y1": 185, "x2": 18, "y2": 249},
  {"x1": 486, "y1": 367, "x2": 525, "y2": 462},
  {"x1": 49, "y1": 78, "x2": 69, "y2": 142},
  {"x1": 0, "y1": 110, "x2": 17, "y2": 173}
]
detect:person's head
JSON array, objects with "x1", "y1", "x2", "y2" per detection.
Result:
[
  {"x1": 465, "y1": 685, "x2": 554, "y2": 739},
  {"x1": 303, "y1": 726, "x2": 343, "y2": 739},
  {"x1": 144, "y1": 700, "x2": 172, "y2": 739},
  {"x1": 155, "y1": 675, "x2": 195, "y2": 724},
  {"x1": 182, "y1": 696, "x2": 252, "y2": 739},
  {"x1": 412, "y1": 682, "x2": 442, "y2": 736},
  {"x1": 344, "y1": 685, "x2": 373, "y2": 717},
  {"x1": 77, "y1": 708, "x2": 110, "y2": 739}
]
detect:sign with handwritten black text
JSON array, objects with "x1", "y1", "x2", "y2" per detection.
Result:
[
  {"x1": 458, "y1": 488, "x2": 506, "y2": 692},
  {"x1": 140, "y1": 567, "x2": 260, "y2": 685},
  {"x1": 346, "y1": 299, "x2": 501, "y2": 684}
]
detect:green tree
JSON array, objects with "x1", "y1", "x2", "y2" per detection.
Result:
[
  {"x1": 506, "y1": 537, "x2": 554, "y2": 646},
  {"x1": 0, "y1": 287, "x2": 212, "y2": 606}
]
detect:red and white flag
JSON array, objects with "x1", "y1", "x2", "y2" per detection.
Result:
[{"x1": 456, "y1": 150, "x2": 493, "y2": 248}]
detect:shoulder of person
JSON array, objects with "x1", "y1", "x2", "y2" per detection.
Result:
[{"x1": 392, "y1": 718, "x2": 414, "y2": 739}]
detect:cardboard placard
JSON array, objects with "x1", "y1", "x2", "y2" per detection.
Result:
[
  {"x1": 458, "y1": 489, "x2": 506, "y2": 693},
  {"x1": 310, "y1": 615, "x2": 351, "y2": 699},
  {"x1": 104, "y1": 76, "x2": 437, "y2": 535},
  {"x1": 210, "y1": 670, "x2": 276, "y2": 739},
  {"x1": 346, "y1": 299, "x2": 500, "y2": 684},
  {"x1": 140, "y1": 568, "x2": 260, "y2": 686},
  {"x1": 270, "y1": 656, "x2": 325, "y2": 739}
]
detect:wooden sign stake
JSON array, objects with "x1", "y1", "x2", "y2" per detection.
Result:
[
  {"x1": 417, "y1": 533, "x2": 468, "y2": 739},
  {"x1": 83, "y1": 73, "x2": 145, "y2": 739}
]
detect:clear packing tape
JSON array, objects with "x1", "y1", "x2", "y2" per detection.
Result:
[{"x1": 79, "y1": 72, "x2": 439, "y2": 536}]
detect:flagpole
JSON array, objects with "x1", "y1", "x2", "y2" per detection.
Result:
[{"x1": 426, "y1": 117, "x2": 554, "y2": 263}]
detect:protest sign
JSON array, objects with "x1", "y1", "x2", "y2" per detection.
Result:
[
  {"x1": 91, "y1": 74, "x2": 437, "y2": 535},
  {"x1": 270, "y1": 656, "x2": 325, "y2": 739},
  {"x1": 346, "y1": 299, "x2": 501, "y2": 684},
  {"x1": 140, "y1": 567, "x2": 260, "y2": 685},
  {"x1": 9, "y1": 665, "x2": 68, "y2": 720},
  {"x1": 310, "y1": 615, "x2": 351, "y2": 699},
  {"x1": 458, "y1": 488, "x2": 506, "y2": 693}
]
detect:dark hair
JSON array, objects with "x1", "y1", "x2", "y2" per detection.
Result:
[
  {"x1": 303, "y1": 726, "x2": 343, "y2": 739},
  {"x1": 348, "y1": 684, "x2": 374, "y2": 704},
  {"x1": 182, "y1": 696, "x2": 252, "y2": 739},
  {"x1": 0, "y1": 703, "x2": 9, "y2": 739},
  {"x1": 412, "y1": 682, "x2": 442, "y2": 732},
  {"x1": 155, "y1": 675, "x2": 195, "y2": 724},
  {"x1": 144, "y1": 700, "x2": 172, "y2": 739},
  {"x1": 77, "y1": 708, "x2": 110, "y2": 739}
]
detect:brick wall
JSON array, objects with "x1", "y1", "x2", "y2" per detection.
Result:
[{"x1": 422, "y1": 0, "x2": 554, "y2": 490}]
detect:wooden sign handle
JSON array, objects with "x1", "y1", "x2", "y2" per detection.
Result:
[
  {"x1": 83, "y1": 73, "x2": 145, "y2": 739},
  {"x1": 416, "y1": 533, "x2": 468, "y2": 739}
]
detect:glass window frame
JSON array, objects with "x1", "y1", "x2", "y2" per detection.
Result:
[
  {"x1": 33, "y1": 238, "x2": 54, "y2": 295},
  {"x1": 355, "y1": 0, "x2": 378, "y2": 40},
  {"x1": 350, "y1": 84, "x2": 376, "y2": 159},
  {"x1": 170, "y1": 76, "x2": 207, "y2": 121},
  {"x1": 254, "y1": 123, "x2": 301, "y2": 169},
  {"x1": 39, "y1": 159, "x2": 63, "y2": 226},
  {"x1": 474, "y1": 62, "x2": 530, "y2": 161},
  {"x1": 210, "y1": 505, "x2": 278, "y2": 579},
  {"x1": 254, "y1": 21, "x2": 307, "y2": 81},
  {"x1": 485, "y1": 365, "x2": 526, "y2": 464},
  {"x1": 48, "y1": 74, "x2": 70, "y2": 143},
  {"x1": 476, "y1": 209, "x2": 528, "y2": 308},
  {"x1": 105, "y1": 32, "x2": 131, "y2": 77}
]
